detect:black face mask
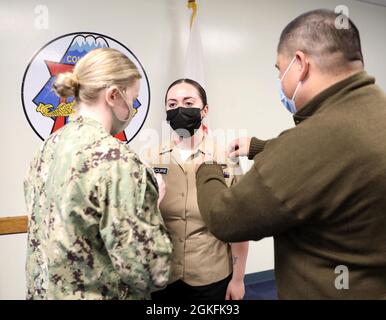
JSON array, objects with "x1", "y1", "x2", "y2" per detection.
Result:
[{"x1": 166, "y1": 107, "x2": 202, "y2": 138}]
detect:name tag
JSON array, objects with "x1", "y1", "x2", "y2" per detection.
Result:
[{"x1": 154, "y1": 167, "x2": 168, "y2": 175}]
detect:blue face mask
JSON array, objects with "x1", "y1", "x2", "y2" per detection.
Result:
[{"x1": 278, "y1": 56, "x2": 302, "y2": 114}]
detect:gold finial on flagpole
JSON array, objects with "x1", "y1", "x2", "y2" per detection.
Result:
[{"x1": 188, "y1": 0, "x2": 197, "y2": 28}]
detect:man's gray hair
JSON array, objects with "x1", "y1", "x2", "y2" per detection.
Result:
[{"x1": 278, "y1": 9, "x2": 363, "y2": 72}]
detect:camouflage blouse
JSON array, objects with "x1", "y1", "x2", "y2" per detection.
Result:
[{"x1": 24, "y1": 116, "x2": 172, "y2": 300}]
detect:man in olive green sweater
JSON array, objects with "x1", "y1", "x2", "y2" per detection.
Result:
[{"x1": 196, "y1": 9, "x2": 386, "y2": 299}]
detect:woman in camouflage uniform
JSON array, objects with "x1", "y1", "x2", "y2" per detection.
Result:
[{"x1": 24, "y1": 48, "x2": 172, "y2": 300}]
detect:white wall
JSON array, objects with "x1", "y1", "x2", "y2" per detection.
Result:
[{"x1": 0, "y1": 0, "x2": 385, "y2": 299}]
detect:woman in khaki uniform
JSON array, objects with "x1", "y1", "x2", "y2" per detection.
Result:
[{"x1": 148, "y1": 79, "x2": 249, "y2": 300}]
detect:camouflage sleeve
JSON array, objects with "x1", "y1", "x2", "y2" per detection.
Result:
[
  {"x1": 24, "y1": 153, "x2": 39, "y2": 217},
  {"x1": 98, "y1": 153, "x2": 172, "y2": 295},
  {"x1": 24, "y1": 168, "x2": 33, "y2": 216}
]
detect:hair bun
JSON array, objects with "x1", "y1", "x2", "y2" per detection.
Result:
[{"x1": 53, "y1": 72, "x2": 79, "y2": 98}]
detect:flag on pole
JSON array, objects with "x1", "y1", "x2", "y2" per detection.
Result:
[
  {"x1": 184, "y1": 0, "x2": 210, "y2": 132},
  {"x1": 184, "y1": 0, "x2": 205, "y2": 86}
]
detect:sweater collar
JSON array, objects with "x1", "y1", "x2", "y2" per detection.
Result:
[{"x1": 293, "y1": 71, "x2": 375, "y2": 125}]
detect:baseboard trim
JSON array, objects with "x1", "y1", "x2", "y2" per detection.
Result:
[{"x1": 244, "y1": 269, "x2": 275, "y2": 285}]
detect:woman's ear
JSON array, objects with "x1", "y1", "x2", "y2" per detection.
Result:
[
  {"x1": 201, "y1": 105, "x2": 209, "y2": 119},
  {"x1": 105, "y1": 86, "x2": 119, "y2": 107}
]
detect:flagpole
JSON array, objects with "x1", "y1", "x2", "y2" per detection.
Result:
[
  {"x1": 185, "y1": 0, "x2": 210, "y2": 133},
  {"x1": 188, "y1": 0, "x2": 197, "y2": 28}
]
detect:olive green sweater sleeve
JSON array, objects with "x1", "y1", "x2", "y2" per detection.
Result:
[
  {"x1": 248, "y1": 137, "x2": 267, "y2": 160},
  {"x1": 196, "y1": 161, "x2": 299, "y2": 243}
]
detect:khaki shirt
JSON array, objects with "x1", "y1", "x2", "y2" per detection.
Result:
[{"x1": 145, "y1": 134, "x2": 242, "y2": 286}]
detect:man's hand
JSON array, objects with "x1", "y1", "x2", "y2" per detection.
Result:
[
  {"x1": 155, "y1": 173, "x2": 166, "y2": 207},
  {"x1": 227, "y1": 137, "x2": 252, "y2": 159}
]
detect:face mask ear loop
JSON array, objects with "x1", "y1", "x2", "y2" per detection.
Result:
[
  {"x1": 292, "y1": 81, "x2": 302, "y2": 101},
  {"x1": 200, "y1": 106, "x2": 207, "y2": 122},
  {"x1": 280, "y1": 56, "x2": 297, "y2": 81},
  {"x1": 115, "y1": 88, "x2": 133, "y2": 123},
  {"x1": 291, "y1": 59, "x2": 309, "y2": 102}
]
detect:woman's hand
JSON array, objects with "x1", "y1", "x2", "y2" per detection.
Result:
[
  {"x1": 225, "y1": 278, "x2": 245, "y2": 300},
  {"x1": 155, "y1": 173, "x2": 165, "y2": 207}
]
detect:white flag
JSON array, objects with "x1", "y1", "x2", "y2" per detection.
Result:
[{"x1": 184, "y1": 0, "x2": 209, "y2": 131}]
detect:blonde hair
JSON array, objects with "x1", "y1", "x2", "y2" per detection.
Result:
[{"x1": 53, "y1": 48, "x2": 141, "y2": 103}]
